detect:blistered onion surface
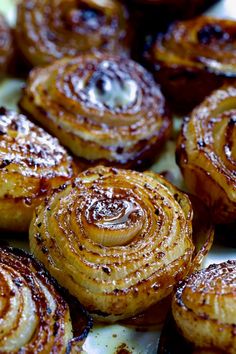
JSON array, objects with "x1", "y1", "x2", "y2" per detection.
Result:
[
  {"x1": 30, "y1": 166, "x2": 194, "y2": 322},
  {"x1": 177, "y1": 86, "x2": 236, "y2": 224}
]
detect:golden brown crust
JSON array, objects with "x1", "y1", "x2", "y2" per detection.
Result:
[
  {"x1": 0, "y1": 247, "x2": 90, "y2": 353},
  {"x1": 172, "y1": 261, "x2": 236, "y2": 353},
  {"x1": 16, "y1": 0, "x2": 130, "y2": 67},
  {"x1": 0, "y1": 108, "x2": 75, "y2": 232},
  {"x1": 29, "y1": 165, "x2": 194, "y2": 322},
  {"x1": 20, "y1": 53, "x2": 171, "y2": 170},
  {"x1": 147, "y1": 17, "x2": 236, "y2": 113},
  {"x1": 123, "y1": 194, "x2": 214, "y2": 327},
  {"x1": 0, "y1": 14, "x2": 13, "y2": 76},
  {"x1": 176, "y1": 86, "x2": 236, "y2": 224}
]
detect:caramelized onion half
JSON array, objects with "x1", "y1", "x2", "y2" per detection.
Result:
[
  {"x1": 30, "y1": 166, "x2": 194, "y2": 322},
  {"x1": 0, "y1": 247, "x2": 92, "y2": 353},
  {"x1": 20, "y1": 53, "x2": 171, "y2": 169},
  {"x1": 0, "y1": 14, "x2": 13, "y2": 76},
  {"x1": 177, "y1": 86, "x2": 236, "y2": 224},
  {"x1": 0, "y1": 108, "x2": 75, "y2": 232},
  {"x1": 172, "y1": 261, "x2": 236, "y2": 353},
  {"x1": 147, "y1": 17, "x2": 236, "y2": 113},
  {"x1": 16, "y1": 0, "x2": 130, "y2": 67}
]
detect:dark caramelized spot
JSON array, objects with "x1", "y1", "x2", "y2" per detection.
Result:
[
  {"x1": 229, "y1": 116, "x2": 236, "y2": 126},
  {"x1": 53, "y1": 322, "x2": 60, "y2": 336},
  {"x1": 197, "y1": 139, "x2": 206, "y2": 148},
  {"x1": 42, "y1": 246, "x2": 49, "y2": 255},
  {"x1": 102, "y1": 266, "x2": 111, "y2": 275},
  {"x1": 155, "y1": 209, "x2": 159, "y2": 216},
  {"x1": 13, "y1": 278, "x2": 23, "y2": 287},
  {"x1": 94, "y1": 75, "x2": 112, "y2": 95},
  {"x1": 197, "y1": 24, "x2": 228, "y2": 44},
  {"x1": 64, "y1": 6, "x2": 102, "y2": 31},
  {"x1": 0, "y1": 159, "x2": 11, "y2": 168}
]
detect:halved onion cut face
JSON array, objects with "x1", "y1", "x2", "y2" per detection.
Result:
[
  {"x1": 16, "y1": 0, "x2": 130, "y2": 66},
  {"x1": 30, "y1": 166, "x2": 196, "y2": 322},
  {"x1": 20, "y1": 53, "x2": 171, "y2": 170},
  {"x1": 0, "y1": 247, "x2": 92, "y2": 353},
  {"x1": 177, "y1": 85, "x2": 236, "y2": 224},
  {"x1": 172, "y1": 260, "x2": 236, "y2": 354}
]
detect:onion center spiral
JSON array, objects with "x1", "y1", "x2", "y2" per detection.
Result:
[
  {"x1": 82, "y1": 188, "x2": 144, "y2": 246},
  {"x1": 197, "y1": 23, "x2": 230, "y2": 45},
  {"x1": 85, "y1": 61, "x2": 139, "y2": 109}
]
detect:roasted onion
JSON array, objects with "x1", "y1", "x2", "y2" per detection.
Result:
[
  {"x1": 0, "y1": 247, "x2": 92, "y2": 353},
  {"x1": 0, "y1": 108, "x2": 75, "y2": 232},
  {"x1": 20, "y1": 53, "x2": 171, "y2": 170},
  {"x1": 176, "y1": 86, "x2": 236, "y2": 224},
  {"x1": 30, "y1": 166, "x2": 195, "y2": 322},
  {"x1": 16, "y1": 0, "x2": 130, "y2": 67},
  {"x1": 0, "y1": 14, "x2": 13, "y2": 76},
  {"x1": 172, "y1": 260, "x2": 236, "y2": 353},
  {"x1": 147, "y1": 17, "x2": 236, "y2": 113}
]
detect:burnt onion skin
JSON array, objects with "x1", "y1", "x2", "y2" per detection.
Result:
[
  {"x1": 0, "y1": 247, "x2": 92, "y2": 353},
  {"x1": 30, "y1": 166, "x2": 195, "y2": 322},
  {"x1": 0, "y1": 14, "x2": 13, "y2": 76},
  {"x1": 20, "y1": 53, "x2": 171, "y2": 170},
  {"x1": 146, "y1": 17, "x2": 236, "y2": 114},
  {"x1": 16, "y1": 0, "x2": 131, "y2": 67},
  {"x1": 176, "y1": 86, "x2": 236, "y2": 224},
  {"x1": 0, "y1": 108, "x2": 75, "y2": 232},
  {"x1": 170, "y1": 261, "x2": 236, "y2": 354}
]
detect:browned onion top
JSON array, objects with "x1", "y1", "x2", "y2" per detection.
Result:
[
  {"x1": 177, "y1": 86, "x2": 236, "y2": 223},
  {"x1": 30, "y1": 166, "x2": 194, "y2": 321},
  {"x1": 172, "y1": 260, "x2": 236, "y2": 353},
  {"x1": 151, "y1": 16, "x2": 236, "y2": 76},
  {"x1": 16, "y1": 0, "x2": 130, "y2": 66},
  {"x1": 0, "y1": 108, "x2": 74, "y2": 198}
]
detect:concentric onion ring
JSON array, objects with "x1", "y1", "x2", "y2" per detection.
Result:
[
  {"x1": 30, "y1": 166, "x2": 194, "y2": 322},
  {"x1": 176, "y1": 86, "x2": 236, "y2": 224},
  {"x1": 172, "y1": 260, "x2": 236, "y2": 353},
  {"x1": 20, "y1": 53, "x2": 171, "y2": 169},
  {"x1": 147, "y1": 16, "x2": 236, "y2": 113},
  {"x1": 0, "y1": 14, "x2": 13, "y2": 76},
  {"x1": 0, "y1": 247, "x2": 92, "y2": 353},
  {"x1": 123, "y1": 194, "x2": 214, "y2": 327},
  {"x1": 0, "y1": 108, "x2": 75, "y2": 232},
  {"x1": 16, "y1": 0, "x2": 130, "y2": 67}
]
